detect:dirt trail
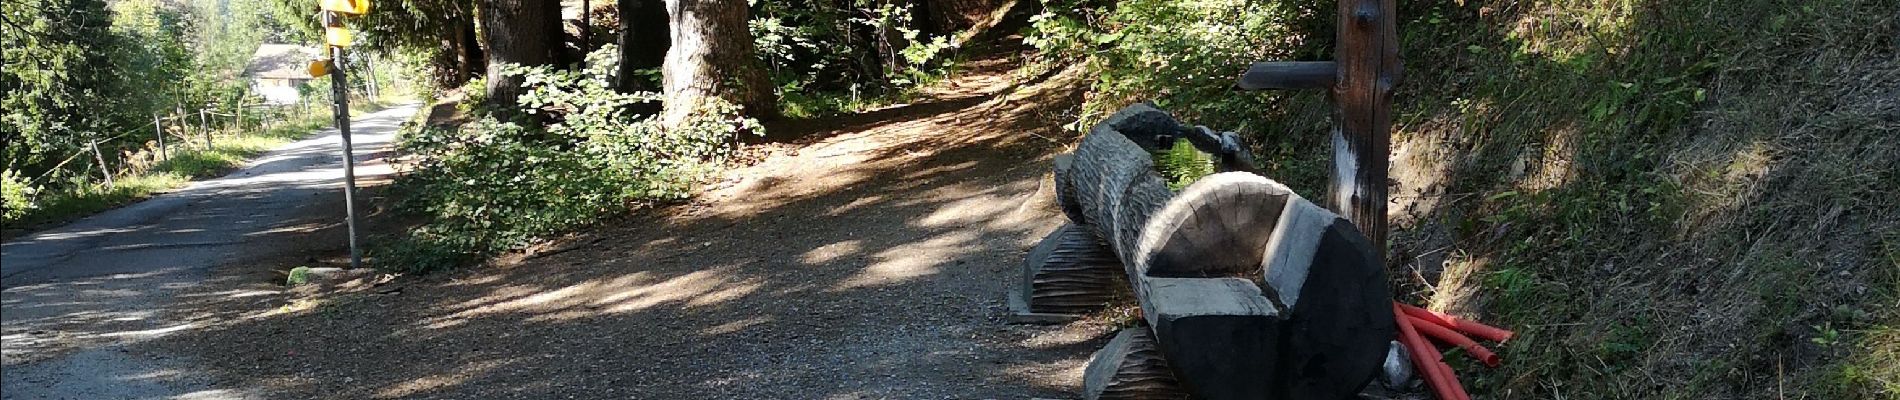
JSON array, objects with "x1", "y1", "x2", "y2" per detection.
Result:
[{"x1": 149, "y1": 50, "x2": 1118, "y2": 398}]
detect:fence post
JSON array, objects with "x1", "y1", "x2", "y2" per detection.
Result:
[
  {"x1": 153, "y1": 115, "x2": 169, "y2": 162},
  {"x1": 90, "y1": 138, "x2": 113, "y2": 187},
  {"x1": 199, "y1": 107, "x2": 212, "y2": 149}
]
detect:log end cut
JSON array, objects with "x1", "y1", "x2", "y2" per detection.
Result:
[{"x1": 1262, "y1": 198, "x2": 1396, "y2": 399}]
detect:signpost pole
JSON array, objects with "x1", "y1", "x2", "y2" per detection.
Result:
[{"x1": 330, "y1": 45, "x2": 363, "y2": 270}]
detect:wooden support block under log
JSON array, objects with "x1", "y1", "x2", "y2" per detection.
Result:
[
  {"x1": 1235, "y1": 61, "x2": 1338, "y2": 90},
  {"x1": 1015, "y1": 223, "x2": 1125, "y2": 316},
  {"x1": 1083, "y1": 328, "x2": 1188, "y2": 400},
  {"x1": 1261, "y1": 198, "x2": 1397, "y2": 399}
]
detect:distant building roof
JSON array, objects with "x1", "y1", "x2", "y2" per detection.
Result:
[{"x1": 244, "y1": 44, "x2": 323, "y2": 80}]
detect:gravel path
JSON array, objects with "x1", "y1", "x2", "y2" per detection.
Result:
[
  {"x1": 0, "y1": 105, "x2": 420, "y2": 399},
  {"x1": 156, "y1": 53, "x2": 1115, "y2": 398}
]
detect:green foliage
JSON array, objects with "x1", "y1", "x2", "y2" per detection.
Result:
[
  {"x1": 752, "y1": 0, "x2": 960, "y2": 117},
  {"x1": 4, "y1": 0, "x2": 308, "y2": 226},
  {"x1": 286, "y1": 266, "x2": 313, "y2": 285},
  {"x1": 1027, "y1": 0, "x2": 1332, "y2": 191},
  {"x1": 383, "y1": 47, "x2": 760, "y2": 272},
  {"x1": 2, "y1": 170, "x2": 33, "y2": 222}
]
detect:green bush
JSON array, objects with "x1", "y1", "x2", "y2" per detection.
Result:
[
  {"x1": 381, "y1": 46, "x2": 760, "y2": 272},
  {"x1": 2, "y1": 170, "x2": 34, "y2": 222},
  {"x1": 1028, "y1": 0, "x2": 1333, "y2": 191}
]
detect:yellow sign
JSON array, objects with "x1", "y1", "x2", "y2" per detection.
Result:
[
  {"x1": 308, "y1": 59, "x2": 331, "y2": 78},
  {"x1": 324, "y1": 27, "x2": 354, "y2": 47},
  {"x1": 318, "y1": 0, "x2": 369, "y2": 15}
]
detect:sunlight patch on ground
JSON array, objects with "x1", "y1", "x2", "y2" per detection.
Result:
[
  {"x1": 99, "y1": 323, "x2": 195, "y2": 338},
  {"x1": 422, "y1": 267, "x2": 767, "y2": 326},
  {"x1": 801, "y1": 240, "x2": 863, "y2": 265},
  {"x1": 373, "y1": 359, "x2": 515, "y2": 398},
  {"x1": 1512, "y1": 122, "x2": 1579, "y2": 193},
  {"x1": 834, "y1": 231, "x2": 977, "y2": 290}
]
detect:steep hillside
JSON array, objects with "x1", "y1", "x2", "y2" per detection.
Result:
[
  {"x1": 1373, "y1": 1, "x2": 1899, "y2": 397},
  {"x1": 1044, "y1": 0, "x2": 1898, "y2": 396}
]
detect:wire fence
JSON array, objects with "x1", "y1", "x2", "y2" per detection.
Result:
[{"x1": 14, "y1": 101, "x2": 331, "y2": 190}]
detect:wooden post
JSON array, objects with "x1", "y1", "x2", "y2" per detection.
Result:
[
  {"x1": 152, "y1": 115, "x2": 169, "y2": 162},
  {"x1": 1234, "y1": 0, "x2": 1401, "y2": 259},
  {"x1": 330, "y1": 45, "x2": 364, "y2": 270},
  {"x1": 1329, "y1": 0, "x2": 1401, "y2": 257},
  {"x1": 199, "y1": 107, "x2": 212, "y2": 149},
  {"x1": 89, "y1": 138, "x2": 113, "y2": 187}
]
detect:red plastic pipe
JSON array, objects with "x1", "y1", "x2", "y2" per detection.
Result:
[
  {"x1": 1398, "y1": 302, "x2": 1515, "y2": 343},
  {"x1": 1394, "y1": 304, "x2": 1462, "y2": 400},
  {"x1": 1436, "y1": 357, "x2": 1471, "y2": 400},
  {"x1": 1407, "y1": 315, "x2": 1503, "y2": 368}
]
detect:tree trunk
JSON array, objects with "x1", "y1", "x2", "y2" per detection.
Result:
[
  {"x1": 451, "y1": 19, "x2": 475, "y2": 86},
  {"x1": 616, "y1": 0, "x2": 669, "y2": 95},
  {"x1": 660, "y1": 0, "x2": 775, "y2": 128},
  {"x1": 481, "y1": 0, "x2": 564, "y2": 110}
]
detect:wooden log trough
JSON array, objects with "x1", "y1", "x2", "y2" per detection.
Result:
[{"x1": 1012, "y1": 104, "x2": 1395, "y2": 399}]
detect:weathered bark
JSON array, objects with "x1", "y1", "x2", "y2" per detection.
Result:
[
  {"x1": 481, "y1": 0, "x2": 564, "y2": 109},
  {"x1": 1328, "y1": 0, "x2": 1401, "y2": 255},
  {"x1": 1051, "y1": 153, "x2": 1087, "y2": 226},
  {"x1": 660, "y1": 0, "x2": 775, "y2": 128},
  {"x1": 451, "y1": 19, "x2": 475, "y2": 85},
  {"x1": 1083, "y1": 328, "x2": 1188, "y2": 400},
  {"x1": 616, "y1": 0, "x2": 669, "y2": 93}
]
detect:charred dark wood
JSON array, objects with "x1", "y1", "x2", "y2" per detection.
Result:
[
  {"x1": 1262, "y1": 198, "x2": 1397, "y2": 399},
  {"x1": 1017, "y1": 223, "x2": 1124, "y2": 315},
  {"x1": 1138, "y1": 277, "x2": 1282, "y2": 399},
  {"x1": 1236, "y1": 61, "x2": 1337, "y2": 90},
  {"x1": 1052, "y1": 153, "x2": 1087, "y2": 224},
  {"x1": 1084, "y1": 328, "x2": 1189, "y2": 400}
]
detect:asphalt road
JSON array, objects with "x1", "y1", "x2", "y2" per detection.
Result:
[{"x1": 0, "y1": 104, "x2": 418, "y2": 399}]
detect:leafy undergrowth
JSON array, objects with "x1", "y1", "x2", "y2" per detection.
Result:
[
  {"x1": 2, "y1": 104, "x2": 344, "y2": 230},
  {"x1": 379, "y1": 46, "x2": 761, "y2": 273},
  {"x1": 1035, "y1": 0, "x2": 1897, "y2": 397}
]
